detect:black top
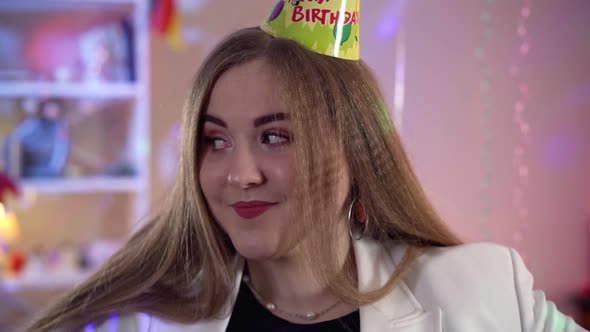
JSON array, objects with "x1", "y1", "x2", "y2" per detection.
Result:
[{"x1": 226, "y1": 280, "x2": 360, "y2": 332}]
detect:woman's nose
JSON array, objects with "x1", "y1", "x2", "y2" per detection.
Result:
[{"x1": 226, "y1": 147, "x2": 264, "y2": 189}]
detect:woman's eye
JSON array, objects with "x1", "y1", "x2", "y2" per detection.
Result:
[
  {"x1": 261, "y1": 132, "x2": 292, "y2": 145},
  {"x1": 204, "y1": 137, "x2": 230, "y2": 151}
]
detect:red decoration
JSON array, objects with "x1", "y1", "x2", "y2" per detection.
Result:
[
  {"x1": 151, "y1": 0, "x2": 184, "y2": 51},
  {"x1": 151, "y1": 0, "x2": 177, "y2": 35},
  {"x1": 9, "y1": 251, "x2": 26, "y2": 275},
  {"x1": 0, "y1": 171, "x2": 19, "y2": 204}
]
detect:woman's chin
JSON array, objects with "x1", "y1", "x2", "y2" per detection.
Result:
[{"x1": 233, "y1": 240, "x2": 280, "y2": 261}]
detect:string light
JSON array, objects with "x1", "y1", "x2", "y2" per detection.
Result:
[
  {"x1": 511, "y1": 0, "x2": 533, "y2": 262},
  {"x1": 475, "y1": 0, "x2": 495, "y2": 240}
]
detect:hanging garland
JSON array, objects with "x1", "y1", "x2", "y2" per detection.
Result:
[{"x1": 510, "y1": 0, "x2": 533, "y2": 262}]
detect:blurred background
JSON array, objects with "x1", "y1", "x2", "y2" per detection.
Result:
[{"x1": 0, "y1": 0, "x2": 588, "y2": 330}]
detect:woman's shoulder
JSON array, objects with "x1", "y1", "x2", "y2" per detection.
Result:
[
  {"x1": 421, "y1": 242, "x2": 515, "y2": 265},
  {"x1": 390, "y1": 241, "x2": 524, "y2": 295},
  {"x1": 402, "y1": 241, "x2": 518, "y2": 277},
  {"x1": 388, "y1": 240, "x2": 513, "y2": 267},
  {"x1": 384, "y1": 243, "x2": 584, "y2": 330}
]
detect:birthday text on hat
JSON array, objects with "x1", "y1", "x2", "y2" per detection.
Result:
[{"x1": 291, "y1": 4, "x2": 359, "y2": 26}]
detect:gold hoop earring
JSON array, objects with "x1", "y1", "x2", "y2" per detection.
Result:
[{"x1": 348, "y1": 197, "x2": 369, "y2": 240}]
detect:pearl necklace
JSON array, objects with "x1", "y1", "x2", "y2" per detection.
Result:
[{"x1": 242, "y1": 275, "x2": 341, "y2": 321}]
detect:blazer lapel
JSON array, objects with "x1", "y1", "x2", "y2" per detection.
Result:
[{"x1": 354, "y1": 239, "x2": 443, "y2": 332}]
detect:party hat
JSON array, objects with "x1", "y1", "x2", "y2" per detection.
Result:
[{"x1": 261, "y1": 0, "x2": 360, "y2": 60}]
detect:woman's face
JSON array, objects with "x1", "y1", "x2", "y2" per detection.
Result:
[
  {"x1": 199, "y1": 59, "x2": 299, "y2": 260},
  {"x1": 199, "y1": 59, "x2": 349, "y2": 260},
  {"x1": 199, "y1": 58, "x2": 350, "y2": 261}
]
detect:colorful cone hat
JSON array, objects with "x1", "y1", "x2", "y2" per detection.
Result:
[{"x1": 261, "y1": 0, "x2": 361, "y2": 60}]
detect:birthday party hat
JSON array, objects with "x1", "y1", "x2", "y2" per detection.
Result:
[{"x1": 261, "y1": 0, "x2": 361, "y2": 60}]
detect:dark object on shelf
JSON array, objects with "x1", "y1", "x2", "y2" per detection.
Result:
[
  {"x1": 121, "y1": 18, "x2": 136, "y2": 82},
  {"x1": 77, "y1": 246, "x2": 92, "y2": 270},
  {"x1": 2, "y1": 99, "x2": 70, "y2": 178},
  {"x1": 102, "y1": 160, "x2": 137, "y2": 177}
]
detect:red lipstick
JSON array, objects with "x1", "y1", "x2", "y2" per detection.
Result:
[{"x1": 232, "y1": 201, "x2": 276, "y2": 219}]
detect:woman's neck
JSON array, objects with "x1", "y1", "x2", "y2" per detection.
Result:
[
  {"x1": 246, "y1": 254, "x2": 329, "y2": 309},
  {"x1": 245, "y1": 225, "x2": 353, "y2": 317}
]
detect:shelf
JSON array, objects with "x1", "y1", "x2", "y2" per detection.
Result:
[
  {"x1": 0, "y1": 0, "x2": 140, "y2": 12},
  {"x1": 22, "y1": 177, "x2": 143, "y2": 194},
  {"x1": 1, "y1": 270, "x2": 91, "y2": 293},
  {"x1": 0, "y1": 81, "x2": 139, "y2": 99}
]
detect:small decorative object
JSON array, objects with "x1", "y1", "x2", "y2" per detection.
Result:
[
  {"x1": 45, "y1": 247, "x2": 61, "y2": 272},
  {"x1": 79, "y1": 21, "x2": 131, "y2": 82},
  {"x1": 151, "y1": 0, "x2": 185, "y2": 52},
  {"x1": 2, "y1": 99, "x2": 70, "y2": 178},
  {"x1": 53, "y1": 64, "x2": 73, "y2": 82},
  {"x1": 0, "y1": 203, "x2": 19, "y2": 246},
  {"x1": 7, "y1": 249, "x2": 26, "y2": 277},
  {"x1": 102, "y1": 159, "x2": 137, "y2": 177},
  {"x1": 77, "y1": 245, "x2": 91, "y2": 270},
  {"x1": 0, "y1": 170, "x2": 19, "y2": 204},
  {"x1": 0, "y1": 172, "x2": 20, "y2": 274},
  {"x1": 60, "y1": 242, "x2": 79, "y2": 273},
  {"x1": 20, "y1": 246, "x2": 45, "y2": 279},
  {"x1": 0, "y1": 243, "x2": 7, "y2": 277}
]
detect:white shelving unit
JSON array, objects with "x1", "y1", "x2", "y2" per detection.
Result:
[
  {"x1": 0, "y1": 0, "x2": 138, "y2": 11},
  {"x1": 2, "y1": 271, "x2": 92, "y2": 293},
  {"x1": 0, "y1": 81, "x2": 139, "y2": 99},
  {"x1": 0, "y1": 0, "x2": 151, "y2": 293},
  {"x1": 21, "y1": 177, "x2": 144, "y2": 194}
]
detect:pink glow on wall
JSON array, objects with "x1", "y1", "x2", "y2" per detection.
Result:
[
  {"x1": 363, "y1": 0, "x2": 590, "y2": 316},
  {"x1": 25, "y1": 20, "x2": 80, "y2": 75}
]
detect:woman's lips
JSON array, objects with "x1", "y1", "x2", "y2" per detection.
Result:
[{"x1": 231, "y1": 201, "x2": 277, "y2": 219}]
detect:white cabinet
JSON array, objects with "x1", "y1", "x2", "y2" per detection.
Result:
[{"x1": 0, "y1": 0, "x2": 150, "y2": 292}]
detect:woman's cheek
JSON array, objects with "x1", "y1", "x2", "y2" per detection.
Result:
[
  {"x1": 199, "y1": 159, "x2": 225, "y2": 199},
  {"x1": 266, "y1": 155, "x2": 296, "y2": 187}
]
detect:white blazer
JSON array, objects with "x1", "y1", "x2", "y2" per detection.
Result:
[{"x1": 96, "y1": 239, "x2": 586, "y2": 332}]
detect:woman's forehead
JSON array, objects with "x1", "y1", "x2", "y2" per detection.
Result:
[{"x1": 205, "y1": 59, "x2": 286, "y2": 122}]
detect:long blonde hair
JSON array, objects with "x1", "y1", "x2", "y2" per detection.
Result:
[{"x1": 27, "y1": 27, "x2": 461, "y2": 331}]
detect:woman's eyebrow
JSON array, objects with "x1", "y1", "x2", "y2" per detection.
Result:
[
  {"x1": 203, "y1": 112, "x2": 289, "y2": 128},
  {"x1": 203, "y1": 114, "x2": 227, "y2": 128},
  {"x1": 254, "y1": 112, "x2": 290, "y2": 127}
]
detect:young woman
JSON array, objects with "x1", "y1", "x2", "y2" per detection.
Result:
[{"x1": 27, "y1": 2, "x2": 584, "y2": 331}]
